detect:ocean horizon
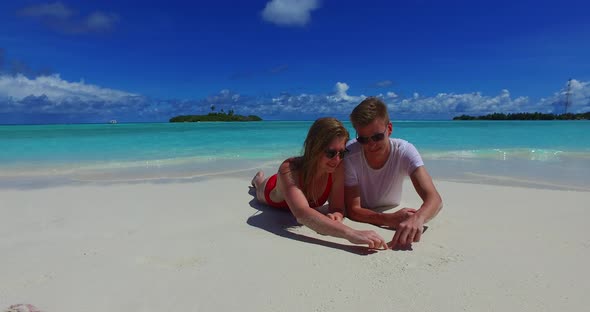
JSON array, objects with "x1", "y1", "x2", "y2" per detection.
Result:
[{"x1": 1, "y1": 120, "x2": 589, "y2": 191}]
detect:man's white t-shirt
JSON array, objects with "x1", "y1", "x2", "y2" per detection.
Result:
[{"x1": 344, "y1": 138, "x2": 424, "y2": 209}]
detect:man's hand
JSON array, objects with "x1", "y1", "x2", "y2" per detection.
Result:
[
  {"x1": 388, "y1": 213, "x2": 425, "y2": 249},
  {"x1": 326, "y1": 211, "x2": 344, "y2": 222},
  {"x1": 348, "y1": 229, "x2": 388, "y2": 250},
  {"x1": 385, "y1": 208, "x2": 417, "y2": 228}
]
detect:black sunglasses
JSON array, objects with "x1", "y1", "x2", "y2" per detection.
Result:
[
  {"x1": 324, "y1": 148, "x2": 349, "y2": 159},
  {"x1": 356, "y1": 129, "x2": 388, "y2": 145}
]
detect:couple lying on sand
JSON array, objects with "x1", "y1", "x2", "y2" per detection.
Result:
[{"x1": 252, "y1": 97, "x2": 443, "y2": 250}]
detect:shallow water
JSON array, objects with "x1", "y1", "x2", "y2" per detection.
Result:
[{"x1": 1, "y1": 121, "x2": 589, "y2": 190}]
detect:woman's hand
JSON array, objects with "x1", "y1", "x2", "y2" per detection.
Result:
[{"x1": 347, "y1": 229, "x2": 388, "y2": 249}]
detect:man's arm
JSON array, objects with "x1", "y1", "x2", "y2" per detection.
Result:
[
  {"x1": 390, "y1": 166, "x2": 442, "y2": 248},
  {"x1": 344, "y1": 185, "x2": 416, "y2": 227},
  {"x1": 409, "y1": 166, "x2": 443, "y2": 223}
]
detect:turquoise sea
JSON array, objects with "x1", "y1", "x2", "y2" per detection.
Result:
[{"x1": 1, "y1": 121, "x2": 589, "y2": 190}]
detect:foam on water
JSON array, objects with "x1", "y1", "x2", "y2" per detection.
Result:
[
  {"x1": 1, "y1": 121, "x2": 589, "y2": 190},
  {"x1": 422, "y1": 148, "x2": 590, "y2": 162}
]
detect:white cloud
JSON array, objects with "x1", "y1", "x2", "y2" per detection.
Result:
[
  {"x1": 0, "y1": 74, "x2": 136, "y2": 103},
  {"x1": 2, "y1": 74, "x2": 589, "y2": 123},
  {"x1": 85, "y1": 12, "x2": 119, "y2": 32},
  {"x1": 375, "y1": 80, "x2": 393, "y2": 87},
  {"x1": 252, "y1": 81, "x2": 590, "y2": 118},
  {"x1": 18, "y1": 2, "x2": 119, "y2": 34},
  {"x1": 538, "y1": 79, "x2": 590, "y2": 113},
  {"x1": 393, "y1": 90, "x2": 532, "y2": 115},
  {"x1": 18, "y1": 2, "x2": 74, "y2": 19},
  {"x1": 261, "y1": 0, "x2": 320, "y2": 27},
  {"x1": 328, "y1": 82, "x2": 365, "y2": 102}
]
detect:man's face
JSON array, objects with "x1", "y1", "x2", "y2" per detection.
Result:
[{"x1": 355, "y1": 118, "x2": 392, "y2": 154}]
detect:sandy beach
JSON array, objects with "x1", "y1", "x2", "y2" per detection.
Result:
[{"x1": 1, "y1": 177, "x2": 589, "y2": 311}]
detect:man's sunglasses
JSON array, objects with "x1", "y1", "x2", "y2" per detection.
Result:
[
  {"x1": 356, "y1": 129, "x2": 388, "y2": 145},
  {"x1": 325, "y1": 148, "x2": 349, "y2": 159}
]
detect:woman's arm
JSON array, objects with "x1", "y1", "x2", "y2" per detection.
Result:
[
  {"x1": 326, "y1": 164, "x2": 345, "y2": 222},
  {"x1": 278, "y1": 161, "x2": 387, "y2": 249}
]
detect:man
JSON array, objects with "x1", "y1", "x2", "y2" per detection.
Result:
[{"x1": 344, "y1": 97, "x2": 442, "y2": 249}]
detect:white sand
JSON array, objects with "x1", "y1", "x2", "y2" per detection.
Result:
[{"x1": 1, "y1": 178, "x2": 589, "y2": 312}]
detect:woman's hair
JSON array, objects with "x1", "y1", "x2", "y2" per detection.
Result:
[{"x1": 290, "y1": 117, "x2": 349, "y2": 203}]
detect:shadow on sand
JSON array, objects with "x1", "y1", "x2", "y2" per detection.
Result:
[{"x1": 246, "y1": 186, "x2": 377, "y2": 255}]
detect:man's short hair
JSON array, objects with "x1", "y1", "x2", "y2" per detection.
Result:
[{"x1": 350, "y1": 97, "x2": 390, "y2": 129}]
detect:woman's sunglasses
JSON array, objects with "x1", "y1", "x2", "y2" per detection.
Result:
[
  {"x1": 356, "y1": 129, "x2": 388, "y2": 145},
  {"x1": 324, "y1": 148, "x2": 349, "y2": 159}
]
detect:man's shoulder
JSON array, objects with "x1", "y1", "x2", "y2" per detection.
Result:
[
  {"x1": 391, "y1": 138, "x2": 417, "y2": 152},
  {"x1": 345, "y1": 139, "x2": 363, "y2": 154},
  {"x1": 391, "y1": 137, "x2": 410, "y2": 146},
  {"x1": 344, "y1": 140, "x2": 363, "y2": 167}
]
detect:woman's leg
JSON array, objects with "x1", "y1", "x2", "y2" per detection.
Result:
[{"x1": 251, "y1": 171, "x2": 268, "y2": 204}]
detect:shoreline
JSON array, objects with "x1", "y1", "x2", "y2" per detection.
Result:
[
  {"x1": 2, "y1": 172, "x2": 589, "y2": 193},
  {"x1": 1, "y1": 159, "x2": 588, "y2": 192}
]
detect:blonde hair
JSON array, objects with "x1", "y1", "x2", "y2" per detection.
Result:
[
  {"x1": 350, "y1": 97, "x2": 390, "y2": 129},
  {"x1": 290, "y1": 117, "x2": 349, "y2": 203}
]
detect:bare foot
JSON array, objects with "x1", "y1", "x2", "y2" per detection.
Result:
[
  {"x1": 251, "y1": 171, "x2": 265, "y2": 188},
  {"x1": 5, "y1": 304, "x2": 42, "y2": 312}
]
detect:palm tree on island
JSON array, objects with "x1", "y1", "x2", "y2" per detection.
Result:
[{"x1": 170, "y1": 106, "x2": 262, "y2": 122}]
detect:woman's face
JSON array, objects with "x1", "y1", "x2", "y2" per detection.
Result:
[{"x1": 317, "y1": 136, "x2": 347, "y2": 174}]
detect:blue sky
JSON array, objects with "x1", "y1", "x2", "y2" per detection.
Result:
[{"x1": 1, "y1": 0, "x2": 589, "y2": 124}]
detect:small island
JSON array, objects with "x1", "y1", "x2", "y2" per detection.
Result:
[
  {"x1": 170, "y1": 109, "x2": 262, "y2": 122},
  {"x1": 453, "y1": 112, "x2": 590, "y2": 121}
]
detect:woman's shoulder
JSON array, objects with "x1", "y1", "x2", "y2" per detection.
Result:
[
  {"x1": 278, "y1": 157, "x2": 302, "y2": 176},
  {"x1": 277, "y1": 159, "x2": 301, "y2": 188}
]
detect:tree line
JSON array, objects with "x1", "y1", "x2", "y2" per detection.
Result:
[
  {"x1": 453, "y1": 112, "x2": 590, "y2": 120},
  {"x1": 169, "y1": 108, "x2": 262, "y2": 122}
]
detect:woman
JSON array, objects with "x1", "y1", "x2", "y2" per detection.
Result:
[{"x1": 251, "y1": 117, "x2": 387, "y2": 249}]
